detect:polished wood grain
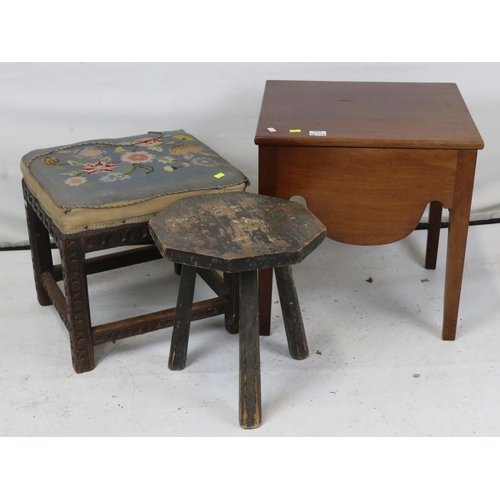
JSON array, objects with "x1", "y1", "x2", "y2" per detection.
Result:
[
  {"x1": 442, "y1": 150, "x2": 478, "y2": 340},
  {"x1": 255, "y1": 80, "x2": 484, "y2": 341},
  {"x1": 266, "y1": 146, "x2": 457, "y2": 245},
  {"x1": 255, "y1": 81, "x2": 484, "y2": 149}
]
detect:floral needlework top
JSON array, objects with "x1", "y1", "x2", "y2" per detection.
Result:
[{"x1": 23, "y1": 131, "x2": 248, "y2": 210}]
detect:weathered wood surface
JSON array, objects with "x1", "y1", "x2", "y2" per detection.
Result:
[
  {"x1": 149, "y1": 192, "x2": 326, "y2": 273},
  {"x1": 224, "y1": 272, "x2": 240, "y2": 334},
  {"x1": 23, "y1": 180, "x2": 229, "y2": 373},
  {"x1": 149, "y1": 191, "x2": 323, "y2": 428},
  {"x1": 169, "y1": 265, "x2": 197, "y2": 370},
  {"x1": 239, "y1": 270, "x2": 261, "y2": 429},
  {"x1": 275, "y1": 266, "x2": 308, "y2": 360}
]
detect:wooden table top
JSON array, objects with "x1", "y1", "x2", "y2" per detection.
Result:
[
  {"x1": 255, "y1": 80, "x2": 484, "y2": 150},
  {"x1": 149, "y1": 192, "x2": 326, "y2": 272}
]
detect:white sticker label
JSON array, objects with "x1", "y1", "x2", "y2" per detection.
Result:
[
  {"x1": 267, "y1": 127, "x2": 277, "y2": 132},
  {"x1": 309, "y1": 130, "x2": 327, "y2": 136}
]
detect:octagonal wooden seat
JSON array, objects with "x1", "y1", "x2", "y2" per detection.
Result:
[
  {"x1": 21, "y1": 130, "x2": 249, "y2": 373},
  {"x1": 149, "y1": 191, "x2": 326, "y2": 428}
]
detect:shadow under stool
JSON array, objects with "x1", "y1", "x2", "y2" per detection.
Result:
[
  {"x1": 149, "y1": 191, "x2": 326, "y2": 429},
  {"x1": 21, "y1": 130, "x2": 249, "y2": 373}
]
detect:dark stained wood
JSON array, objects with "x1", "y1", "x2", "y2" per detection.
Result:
[
  {"x1": 84, "y1": 245, "x2": 162, "y2": 276},
  {"x1": 255, "y1": 80, "x2": 484, "y2": 341},
  {"x1": 196, "y1": 268, "x2": 227, "y2": 297},
  {"x1": 50, "y1": 247, "x2": 161, "y2": 282},
  {"x1": 149, "y1": 192, "x2": 326, "y2": 273},
  {"x1": 258, "y1": 268, "x2": 273, "y2": 336},
  {"x1": 22, "y1": 180, "x2": 230, "y2": 373},
  {"x1": 168, "y1": 265, "x2": 197, "y2": 371},
  {"x1": 25, "y1": 201, "x2": 54, "y2": 306},
  {"x1": 239, "y1": 270, "x2": 261, "y2": 429},
  {"x1": 149, "y1": 191, "x2": 325, "y2": 428},
  {"x1": 61, "y1": 235, "x2": 94, "y2": 373},
  {"x1": 40, "y1": 271, "x2": 68, "y2": 324},
  {"x1": 224, "y1": 272, "x2": 240, "y2": 334},
  {"x1": 425, "y1": 201, "x2": 444, "y2": 270},
  {"x1": 92, "y1": 297, "x2": 228, "y2": 345},
  {"x1": 275, "y1": 266, "x2": 308, "y2": 360}
]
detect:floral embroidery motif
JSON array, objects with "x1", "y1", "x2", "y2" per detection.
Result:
[
  {"x1": 100, "y1": 173, "x2": 132, "y2": 182},
  {"x1": 34, "y1": 132, "x2": 233, "y2": 188},
  {"x1": 172, "y1": 134, "x2": 194, "y2": 141},
  {"x1": 75, "y1": 147, "x2": 105, "y2": 158},
  {"x1": 65, "y1": 176, "x2": 88, "y2": 186},
  {"x1": 134, "y1": 137, "x2": 163, "y2": 148},
  {"x1": 121, "y1": 151, "x2": 156, "y2": 164},
  {"x1": 43, "y1": 157, "x2": 60, "y2": 165},
  {"x1": 81, "y1": 160, "x2": 118, "y2": 175},
  {"x1": 191, "y1": 157, "x2": 220, "y2": 167},
  {"x1": 169, "y1": 144, "x2": 203, "y2": 158}
]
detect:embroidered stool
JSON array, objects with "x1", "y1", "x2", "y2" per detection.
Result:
[
  {"x1": 149, "y1": 192, "x2": 326, "y2": 428},
  {"x1": 22, "y1": 130, "x2": 249, "y2": 373}
]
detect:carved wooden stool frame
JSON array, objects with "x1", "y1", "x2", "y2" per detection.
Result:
[{"x1": 22, "y1": 180, "x2": 238, "y2": 374}]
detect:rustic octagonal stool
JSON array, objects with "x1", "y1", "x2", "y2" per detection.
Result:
[
  {"x1": 149, "y1": 191, "x2": 326, "y2": 429},
  {"x1": 21, "y1": 130, "x2": 249, "y2": 373}
]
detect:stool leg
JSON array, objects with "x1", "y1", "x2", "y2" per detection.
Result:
[
  {"x1": 169, "y1": 265, "x2": 197, "y2": 371},
  {"x1": 425, "y1": 201, "x2": 443, "y2": 270},
  {"x1": 25, "y1": 200, "x2": 53, "y2": 306},
  {"x1": 258, "y1": 268, "x2": 273, "y2": 336},
  {"x1": 224, "y1": 272, "x2": 239, "y2": 334},
  {"x1": 274, "y1": 266, "x2": 309, "y2": 360},
  {"x1": 60, "y1": 237, "x2": 95, "y2": 373},
  {"x1": 239, "y1": 270, "x2": 262, "y2": 429}
]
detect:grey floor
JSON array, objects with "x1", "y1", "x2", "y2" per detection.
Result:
[{"x1": 2, "y1": 222, "x2": 500, "y2": 437}]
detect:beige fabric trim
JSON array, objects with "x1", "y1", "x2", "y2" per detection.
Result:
[{"x1": 22, "y1": 162, "x2": 247, "y2": 234}]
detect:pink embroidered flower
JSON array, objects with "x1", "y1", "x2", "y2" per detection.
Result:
[
  {"x1": 65, "y1": 176, "x2": 87, "y2": 186},
  {"x1": 121, "y1": 151, "x2": 156, "y2": 164},
  {"x1": 192, "y1": 157, "x2": 218, "y2": 167},
  {"x1": 134, "y1": 137, "x2": 163, "y2": 148},
  {"x1": 81, "y1": 160, "x2": 118, "y2": 175}
]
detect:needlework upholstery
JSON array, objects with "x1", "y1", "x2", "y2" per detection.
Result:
[{"x1": 21, "y1": 130, "x2": 249, "y2": 234}]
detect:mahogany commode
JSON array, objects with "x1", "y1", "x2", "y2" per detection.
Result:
[{"x1": 255, "y1": 80, "x2": 484, "y2": 340}]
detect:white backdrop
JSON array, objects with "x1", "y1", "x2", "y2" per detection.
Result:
[{"x1": 1, "y1": 62, "x2": 499, "y2": 247}]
